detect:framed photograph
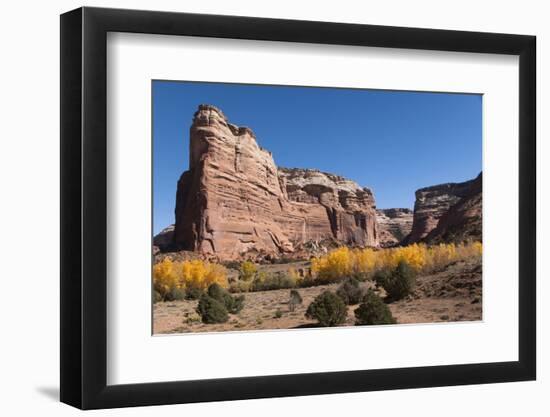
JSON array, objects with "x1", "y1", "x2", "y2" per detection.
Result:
[{"x1": 60, "y1": 6, "x2": 536, "y2": 409}]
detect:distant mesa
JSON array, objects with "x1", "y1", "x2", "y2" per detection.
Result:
[{"x1": 154, "y1": 104, "x2": 482, "y2": 260}]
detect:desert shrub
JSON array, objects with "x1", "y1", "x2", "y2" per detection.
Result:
[
  {"x1": 352, "y1": 272, "x2": 370, "y2": 282},
  {"x1": 274, "y1": 309, "x2": 283, "y2": 319},
  {"x1": 288, "y1": 289, "x2": 303, "y2": 312},
  {"x1": 153, "y1": 290, "x2": 162, "y2": 304},
  {"x1": 229, "y1": 280, "x2": 253, "y2": 293},
  {"x1": 373, "y1": 268, "x2": 392, "y2": 289},
  {"x1": 164, "y1": 287, "x2": 186, "y2": 302},
  {"x1": 288, "y1": 290, "x2": 302, "y2": 311},
  {"x1": 380, "y1": 261, "x2": 416, "y2": 301},
  {"x1": 305, "y1": 291, "x2": 347, "y2": 327},
  {"x1": 239, "y1": 261, "x2": 257, "y2": 282},
  {"x1": 252, "y1": 272, "x2": 297, "y2": 291},
  {"x1": 207, "y1": 283, "x2": 245, "y2": 314},
  {"x1": 336, "y1": 277, "x2": 364, "y2": 305},
  {"x1": 230, "y1": 295, "x2": 245, "y2": 314},
  {"x1": 185, "y1": 287, "x2": 204, "y2": 300},
  {"x1": 354, "y1": 289, "x2": 396, "y2": 325},
  {"x1": 196, "y1": 294, "x2": 229, "y2": 324}
]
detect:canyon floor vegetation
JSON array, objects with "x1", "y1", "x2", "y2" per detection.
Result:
[{"x1": 153, "y1": 241, "x2": 482, "y2": 333}]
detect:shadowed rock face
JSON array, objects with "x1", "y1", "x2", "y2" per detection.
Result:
[
  {"x1": 425, "y1": 173, "x2": 482, "y2": 243},
  {"x1": 173, "y1": 104, "x2": 378, "y2": 260},
  {"x1": 376, "y1": 208, "x2": 413, "y2": 247},
  {"x1": 406, "y1": 173, "x2": 482, "y2": 244}
]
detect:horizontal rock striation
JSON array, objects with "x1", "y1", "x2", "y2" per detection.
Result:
[
  {"x1": 173, "y1": 104, "x2": 378, "y2": 260},
  {"x1": 376, "y1": 208, "x2": 413, "y2": 247},
  {"x1": 406, "y1": 174, "x2": 482, "y2": 244}
]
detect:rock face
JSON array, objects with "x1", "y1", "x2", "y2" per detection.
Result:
[
  {"x1": 406, "y1": 174, "x2": 482, "y2": 244},
  {"x1": 425, "y1": 173, "x2": 482, "y2": 243},
  {"x1": 278, "y1": 168, "x2": 378, "y2": 246},
  {"x1": 173, "y1": 104, "x2": 378, "y2": 260},
  {"x1": 153, "y1": 224, "x2": 175, "y2": 251},
  {"x1": 376, "y1": 208, "x2": 413, "y2": 247}
]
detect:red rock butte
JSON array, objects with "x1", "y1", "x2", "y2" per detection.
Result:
[{"x1": 173, "y1": 104, "x2": 379, "y2": 260}]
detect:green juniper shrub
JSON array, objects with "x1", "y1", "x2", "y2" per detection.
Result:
[
  {"x1": 354, "y1": 289, "x2": 396, "y2": 325},
  {"x1": 207, "y1": 283, "x2": 245, "y2": 314},
  {"x1": 288, "y1": 289, "x2": 303, "y2": 312},
  {"x1": 336, "y1": 277, "x2": 364, "y2": 305},
  {"x1": 164, "y1": 287, "x2": 185, "y2": 302},
  {"x1": 229, "y1": 294, "x2": 245, "y2": 314},
  {"x1": 196, "y1": 294, "x2": 229, "y2": 324},
  {"x1": 185, "y1": 287, "x2": 204, "y2": 300},
  {"x1": 352, "y1": 272, "x2": 370, "y2": 282},
  {"x1": 305, "y1": 291, "x2": 348, "y2": 327},
  {"x1": 380, "y1": 260, "x2": 416, "y2": 301},
  {"x1": 373, "y1": 268, "x2": 392, "y2": 289},
  {"x1": 153, "y1": 290, "x2": 163, "y2": 304}
]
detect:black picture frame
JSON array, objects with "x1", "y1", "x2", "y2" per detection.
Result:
[{"x1": 60, "y1": 6, "x2": 536, "y2": 410}]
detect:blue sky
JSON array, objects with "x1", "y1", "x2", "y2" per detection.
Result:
[{"x1": 153, "y1": 81, "x2": 482, "y2": 234}]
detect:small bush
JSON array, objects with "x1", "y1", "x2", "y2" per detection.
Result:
[
  {"x1": 196, "y1": 294, "x2": 229, "y2": 324},
  {"x1": 336, "y1": 277, "x2": 364, "y2": 305},
  {"x1": 380, "y1": 261, "x2": 416, "y2": 301},
  {"x1": 288, "y1": 289, "x2": 303, "y2": 312},
  {"x1": 153, "y1": 290, "x2": 162, "y2": 304},
  {"x1": 373, "y1": 268, "x2": 392, "y2": 289},
  {"x1": 229, "y1": 295, "x2": 245, "y2": 314},
  {"x1": 354, "y1": 289, "x2": 396, "y2": 325},
  {"x1": 305, "y1": 291, "x2": 347, "y2": 327},
  {"x1": 274, "y1": 309, "x2": 283, "y2": 319},
  {"x1": 239, "y1": 261, "x2": 257, "y2": 282},
  {"x1": 207, "y1": 283, "x2": 245, "y2": 314},
  {"x1": 352, "y1": 272, "x2": 370, "y2": 282},
  {"x1": 252, "y1": 272, "x2": 296, "y2": 291},
  {"x1": 185, "y1": 287, "x2": 203, "y2": 300},
  {"x1": 164, "y1": 287, "x2": 185, "y2": 302},
  {"x1": 229, "y1": 280, "x2": 252, "y2": 293}
]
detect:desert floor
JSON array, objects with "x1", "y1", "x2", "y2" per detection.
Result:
[{"x1": 153, "y1": 258, "x2": 482, "y2": 334}]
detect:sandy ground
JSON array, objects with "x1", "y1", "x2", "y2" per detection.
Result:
[{"x1": 153, "y1": 258, "x2": 482, "y2": 334}]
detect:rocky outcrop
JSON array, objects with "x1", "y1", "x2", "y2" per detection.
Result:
[
  {"x1": 376, "y1": 208, "x2": 413, "y2": 247},
  {"x1": 406, "y1": 174, "x2": 482, "y2": 244},
  {"x1": 425, "y1": 173, "x2": 482, "y2": 243},
  {"x1": 172, "y1": 104, "x2": 378, "y2": 260},
  {"x1": 153, "y1": 224, "x2": 175, "y2": 251},
  {"x1": 278, "y1": 168, "x2": 378, "y2": 247}
]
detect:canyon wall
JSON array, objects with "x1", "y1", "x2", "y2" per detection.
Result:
[
  {"x1": 376, "y1": 208, "x2": 413, "y2": 247},
  {"x1": 405, "y1": 174, "x2": 482, "y2": 244},
  {"x1": 173, "y1": 105, "x2": 378, "y2": 260}
]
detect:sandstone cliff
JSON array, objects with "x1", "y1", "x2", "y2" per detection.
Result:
[
  {"x1": 425, "y1": 173, "x2": 482, "y2": 243},
  {"x1": 405, "y1": 174, "x2": 482, "y2": 244},
  {"x1": 376, "y1": 208, "x2": 413, "y2": 247},
  {"x1": 172, "y1": 104, "x2": 378, "y2": 260}
]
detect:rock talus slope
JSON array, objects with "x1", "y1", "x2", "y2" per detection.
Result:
[{"x1": 173, "y1": 105, "x2": 378, "y2": 260}]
